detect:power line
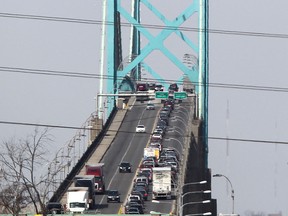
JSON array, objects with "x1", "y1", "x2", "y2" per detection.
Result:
[
  {"x1": 1, "y1": 12, "x2": 288, "y2": 39},
  {"x1": 2, "y1": 66, "x2": 288, "y2": 93},
  {"x1": 0, "y1": 120, "x2": 287, "y2": 146}
]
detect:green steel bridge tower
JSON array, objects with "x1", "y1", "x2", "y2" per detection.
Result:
[{"x1": 101, "y1": 0, "x2": 209, "y2": 167}]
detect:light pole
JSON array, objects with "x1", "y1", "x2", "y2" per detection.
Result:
[
  {"x1": 181, "y1": 190, "x2": 211, "y2": 208},
  {"x1": 164, "y1": 137, "x2": 185, "y2": 153},
  {"x1": 180, "y1": 200, "x2": 211, "y2": 216},
  {"x1": 178, "y1": 181, "x2": 208, "y2": 216},
  {"x1": 185, "y1": 212, "x2": 212, "y2": 216},
  {"x1": 168, "y1": 125, "x2": 186, "y2": 135},
  {"x1": 182, "y1": 180, "x2": 207, "y2": 190},
  {"x1": 213, "y1": 174, "x2": 235, "y2": 214},
  {"x1": 173, "y1": 106, "x2": 191, "y2": 121},
  {"x1": 171, "y1": 115, "x2": 187, "y2": 127}
]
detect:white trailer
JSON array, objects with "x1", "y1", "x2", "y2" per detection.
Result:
[
  {"x1": 144, "y1": 147, "x2": 159, "y2": 160},
  {"x1": 152, "y1": 167, "x2": 172, "y2": 199},
  {"x1": 67, "y1": 187, "x2": 90, "y2": 213}
]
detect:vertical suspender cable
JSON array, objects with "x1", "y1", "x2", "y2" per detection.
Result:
[
  {"x1": 98, "y1": 0, "x2": 107, "y2": 119},
  {"x1": 129, "y1": 0, "x2": 135, "y2": 60}
]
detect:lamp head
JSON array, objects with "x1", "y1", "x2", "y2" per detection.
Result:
[{"x1": 213, "y1": 174, "x2": 223, "y2": 177}]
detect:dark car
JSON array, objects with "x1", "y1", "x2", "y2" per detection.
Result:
[
  {"x1": 45, "y1": 202, "x2": 64, "y2": 214},
  {"x1": 168, "y1": 83, "x2": 179, "y2": 93},
  {"x1": 126, "y1": 199, "x2": 144, "y2": 208},
  {"x1": 139, "y1": 169, "x2": 153, "y2": 182},
  {"x1": 130, "y1": 191, "x2": 145, "y2": 202},
  {"x1": 160, "y1": 107, "x2": 171, "y2": 117},
  {"x1": 159, "y1": 115, "x2": 169, "y2": 124},
  {"x1": 119, "y1": 161, "x2": 132, "y2": 173},
  {"x1": 134, "y1": 181, "x2": 149, "y2": 192},
  {"x1": 155, "y1": 84, "x2": 164, "y2": 91},
  {"x1": 126, "y1": 207, "x2": 141, "y2": 214},
  {"x1": 133, "y1": 187, "x2": 148, "y2": 201},
  {"x1": 164, "y1": 101, "x2": 174, "y2": 110},
  {"x1": 107, "y1": 190, "x2": 120, "y2": 203},
  {"x1": 126, "y1": 203, "x2": 144, "y2": 214},
  {"x1": 157, "y1": 119, "x2": 168, "y2": 127}
]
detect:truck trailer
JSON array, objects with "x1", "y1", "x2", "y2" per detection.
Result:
[
  {"x1": 85, "y1": 163, "x2": 106, "y2": 194},
  {"x1": 66, "y1": 187, "x2": 89, "y2": 213},
  {"x1": 152, "y1": 167, "x2": 172, "y2": 200}
]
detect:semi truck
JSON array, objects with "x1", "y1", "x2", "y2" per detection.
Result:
[
  {"x1": 152, "y1": 167, "x2": 172, "y2": 200},
  {"x1": 73, "y1": 175, "x2": 95, "y2": 209},
  {"x1": 66, "y1": 187, "x2": 89, "y2": 213},
  {"x1": 85, "y1": 163, "x2": 106, "y2": 194}
]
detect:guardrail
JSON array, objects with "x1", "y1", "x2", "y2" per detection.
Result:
[{"x1": 49, "y1": 107, "x2": 118, "y2": 202}]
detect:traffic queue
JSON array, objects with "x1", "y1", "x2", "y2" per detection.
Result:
[{"x1": 124, "y1": 98, "x2": 181, "y2": 214}]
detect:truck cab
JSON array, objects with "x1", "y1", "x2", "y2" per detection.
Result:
[{"x1": 85, "y1": 163, "x2": 106, "y2": 194}]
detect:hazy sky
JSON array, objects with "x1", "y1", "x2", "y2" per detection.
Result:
[{"x1": 1, "y1": 1, "x2": 288, "y2": 215}]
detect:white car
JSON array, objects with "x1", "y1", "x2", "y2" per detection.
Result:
[
  {"x1": 136, "y1": 125, "x2": 146, "y2": 133},
  {"x1": 146, "y1": 103, "x2": 155, "y2": 110},
  {"x1": 152, "y1": 133, "x2": 162, "y2": 140}
]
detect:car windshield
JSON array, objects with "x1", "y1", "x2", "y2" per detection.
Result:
[
  {"x1": 47, "y1": 203, "x2": 62, "y2": 209},
  {"x1": 121, "y1": 162, "x2": 130, "y2": 166},
  {"x1": 137, "y1": 125, "x2": 144, "y2": 128},
  {"x1": 108, "y1": 190, "x2": 118, "y2": 196},
  {"x1": 70, "y1": 202, "x2": 85, "y2": 208}
]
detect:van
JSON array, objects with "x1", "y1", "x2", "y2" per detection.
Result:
[
  {"x1": 135, "y1": 176, "x2": 149, "y2": 185},
  {"x1": 127, "y1": 194, "x2": 144, "y2": 204}
]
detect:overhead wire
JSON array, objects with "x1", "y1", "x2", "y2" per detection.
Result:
[
  {"x1": 0, "y1": 120, "x2": 288, "y2": 146},
  {"x1": 1, "y1": 66, "x2": 288, "y2": 93},
  {"x1": 0, "y1": 12, "x2": 288, "y2": 39},
  {"x1": 1, "y1": 12, "x2": 288, "y2": 146}
]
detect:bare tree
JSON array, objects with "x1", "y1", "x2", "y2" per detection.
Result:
[{"x1": 0, "y1": 127, "x2": 65, "y2": 214}]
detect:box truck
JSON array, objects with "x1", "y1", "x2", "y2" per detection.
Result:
[
  {"x1": 152, "y1": 167, "x2": 172, "y2": 200},
  {"x1": 66, "y1": 187, "x2": 89, "y2": 213}
]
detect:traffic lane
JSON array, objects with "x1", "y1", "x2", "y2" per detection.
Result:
[
  {"x1": 144, "y1": 184, "x2": 175, "y2": 214},
  {"x1": 93, "y1": 103, "x2": 148, "y2": 213},
  {"x1": 124, "y1": 100, "x2": 191, "y2": 215},
  {"x1": 143, "y1": 101, "x2": 191, "y2": 214},
  {"x1": 95, "y1": 102, "x2": 159, "y2": 213},
  {"x1": 102, "y1": 100, "x2": 157, "y2": 177},
  {"x1": 112, "y1": 102, "x2": 160, "y2": 214},
  {"x1": 148, "y1": 199, "x2": 175, "y2": 214},
  {"x1": 116, "y1": 102, "x2": 160, "y2": 211},
  {"x1": 96, "y1": 137, "x2": 148, "y2": 214},
  {"x1": 101, "y1": 102, "x2": 146, "y2": 181}
]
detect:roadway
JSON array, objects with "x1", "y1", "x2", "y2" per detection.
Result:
[
  {"x1": 91, "y1": 97, "x2": 194, "y2": 214},
  {"x1": 94, "y1": 99, "x2": 165, "y2": 214}
]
